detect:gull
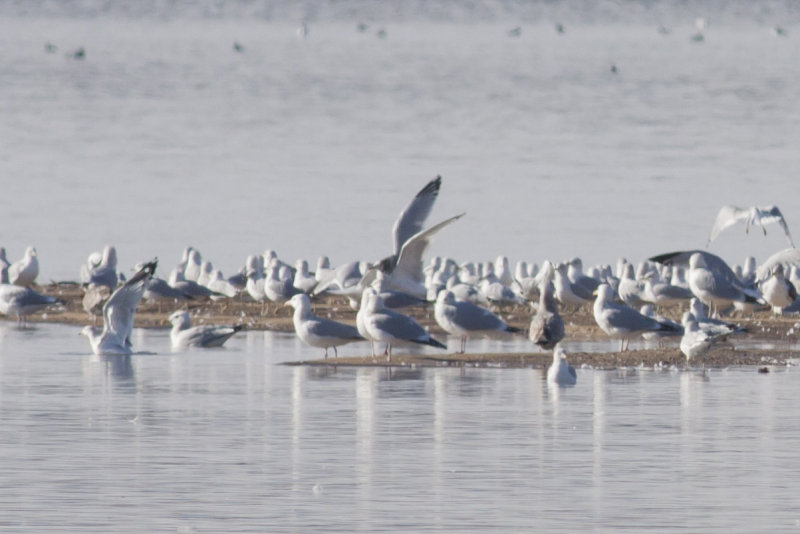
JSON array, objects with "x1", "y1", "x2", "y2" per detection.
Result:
[
  {"x1": 264, "y1": 264, "x2": 301, "y2": 304},
  {"x1": 286, "y1": 294, "x2": 364, "y2": 358},
  {"x1": 642, "y1": 278, "x2": 693, "y2": 307},
  {"x1": 80, "y1": 250, "x2": 103, "y2": 284},
  {"x1": 553, "y1": 262, "x2": 592, "y2": 309},
  {"x1": 168, "y1": 268, "x2": 216, "y2": 299},
  {"x1": 687, "y1": 252, "x2": 762, "y2": 315},
  {"x1": 547, "y1": 346, "x2": 577, "y2": 386},
  {"x1": 206, "y1": 270, "x2": 239, "y2": 299},
  {"x1": 293, "y1": 260, "x2": 317, "y2": 294},
  {"x1": 80, "y1": 260, "x2": 157, "y2": 355},
  {"x1": 567, "y1": 257, "x2": 600, "y2": 296},
  {"x1": 707, "y1": 205, "x2": 794, "y2": 248},
  {"x1": 680, "y1": 312, "x2": 726, "y2": 368},
  {"x1": 82, "y1": 284, "x2": 111, "y2": 323},
  {"x1": 9, "y1": 247, "x2": 39, "y2": 287},
  {"x1": 85, "y1": 245, "x2": 119, "y2": 290},
  {"x1": 183, "y1": 249, "x2": 203, "y2": 282},
  {"x1": 593, "y1": 284, "x2": 681, "y2": 351},
  {"x1": 0, "y1": 283, "x2": 59, "y2": 325},
  {"x1": 168, "y1": 310, "x2": 243, "y2": 349},
  {"x1": 197, "y1": 261, "x2": 214, "y2": 287},
  {"x1": 367, "y1": 212, "x2": 465, "y2": 299},
  {"x1": 434, "y1": 290, "x2": 521, "y2": 353},
  {"x1": 311, "y1": 260, "x2": 365, "y2": 297},
  {"x1": 617, "y1": 262, "x2": 647, "y2": 308},
  {"x1": 361, "y1": 176, "x2": 465, "y2": 298},
  {"x1": 361, "y1": 290, "x2": 446, "y2": 361},
  {"x1": 639, "y1": 305, "x2": 683, "y2": 343},
  {"x1": 689, "y1": 298, "x2": 746, "y2": 337},
  {"x1": 529, "y1": 281, "x2": 564, "y2": 350},
  {"x1": 650, "y1": 250, "x2": 739, "y2": 286},
  {"x1": 143, "y1": 276, "x2": 192, "y2": 311},
  {"x1": 758, "y1": 264, "x2": 798, "y2": 314},
  {"x1": 755, "y1": 248, "x2": 800, "y2": 284}
]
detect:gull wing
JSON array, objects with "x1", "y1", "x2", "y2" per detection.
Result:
[
  {"x1": 102, "y1": 260, "x2": 157, "y2": 342},
  {"x1": 392, "y1": 176, "x2": 442, "y2": 257},
  {"x1": 393, "y1": 213, "x2": 465, "y2": 286},
  {"x1": 754, "y1": 205, "x2": 795, "y2": 247},
  {"x1": 707, "y1": 205, "x2": 749, "y2": 246}
]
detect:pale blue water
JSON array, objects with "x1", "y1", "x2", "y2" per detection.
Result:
[
  {"x1": 2, "y1": 2, "x2": 800, "y2": 531},
  {"x1": 1, "y1": 323, "x2": 800, "y2": 532}
]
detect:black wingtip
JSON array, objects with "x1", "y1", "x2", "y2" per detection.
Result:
[
  {"x1": 648, "y1": 251, "x2": 683, "y2": 265},
  {"x1": 416, "y1": 175, "x2": 442, "y2": 198},
  {"x1": 428, "y1": 337, "x2": 447, "y2": 349},
  {"x1": 233, "y1": 324, "x2": 245, "y2": 333}
]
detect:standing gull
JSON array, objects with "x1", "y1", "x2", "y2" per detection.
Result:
[
  {"x1": 759, "y1": 264, "x2": 798, "y2": 314},
  {"x1": 0, "y1": 284, "x2": 59, "y2": 325},
  {"x1": 8, "y1": 247, "x2": 39, "y2": 287},
  {"x1": 361, "y1": 290, "x2": 446, "y2": 361},
  {"x1": 680, "y1": 312, "x2": 726, "y2": 368},
  {"x1": 80, "y1": 260, "x2": 157, "y2": 355},
  {"x1": 434, "y1": 289, "x2": 520, "y2": 353},
  {"x1": 529, "y1": 281, "x2": 565, "y2": 350},
  {"x1": 687, "y1": 252, "x2": 761, "y2": 315},
  {"x1": 592, "y1": 284, "x2": 681, "y2": 351},
  {"x1": 168, "y1": 310, "x2": 242, "y2": 349},
  {"x1": 287, "y1": 294, "x2": 364, "y2": 358}
]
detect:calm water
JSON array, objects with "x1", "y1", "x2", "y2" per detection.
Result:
[
  {"x1": 1, "y1": 8, "x2": 799, "y2": 280},
  {"x1": 3, "y1": 3, "x2": 800, "y2": 531},
  {"x1": 2, "y1": 323, "x2": 800, "y2": 532}
]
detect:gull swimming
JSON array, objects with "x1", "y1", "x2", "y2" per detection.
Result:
[
  {"x1": 287, "y1": 294, "x2": 364, "y2": 358},
  {"x1": 168, "y1": 310, "x2": 243, "y2": 349},
  {"x1": 434, "y1": 289, "x2": 520, "y2": 353},
  {"x1": 707, "y1": 204, "x2": 794, "y2": 248},
  {"x1": 593, "y1": 284, "x2": 681, "y2": 351},
  {"x1": 547, "y1": 346, "x2": 577, "y2": 386},
  {"x1": 80, "y1": 260, "x2": 157, "y2": 355}
]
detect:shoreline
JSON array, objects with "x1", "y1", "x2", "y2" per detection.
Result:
[{"x1": 11, "y1": 282, "x2": 800, "y2": 369}]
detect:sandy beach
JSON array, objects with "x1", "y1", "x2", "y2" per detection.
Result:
[{"x1": 12, "y1": 282, "x2": 800, "y2": 369}]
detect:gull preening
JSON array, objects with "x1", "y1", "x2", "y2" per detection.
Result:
[
  {"x1": 287, "y1": 293, "x2": 364, "y2": 358},
  {"x1": 168, "y1": 310, "x2": 243, "y2": 349},
  {"x1": 80, "y1": 260, "x2": 157, "y2": 355},
  {"x1": 707, "y1": 205, "x2": 794, "y2": 248},
  {"x1": 0, "y1": 284, "x2": 59, "y2": 325}
]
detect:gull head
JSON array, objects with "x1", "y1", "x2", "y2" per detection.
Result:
[{"x1": 168, "y1": 310, "x2": 191, "y2": 328}]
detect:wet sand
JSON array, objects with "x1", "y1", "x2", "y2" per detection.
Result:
[{"x1": 13, "y1": 282, "x2": 800, "y2": 369}]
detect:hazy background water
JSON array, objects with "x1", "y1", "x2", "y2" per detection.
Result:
[
  {"x1": 3, "y1": 2, "x2": 800, "y2": 531},
  {"x1": 1, "y1": 1, "x2": 799, "y2": 282}
]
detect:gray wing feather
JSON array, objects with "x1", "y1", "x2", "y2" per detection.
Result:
[{"x1": 392, "y1": 176, "x2": 441, "y2": 257}]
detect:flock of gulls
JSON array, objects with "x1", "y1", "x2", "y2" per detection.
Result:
[{"x1": 2, "y1": 176, "x2": 799, "y2": 386}]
